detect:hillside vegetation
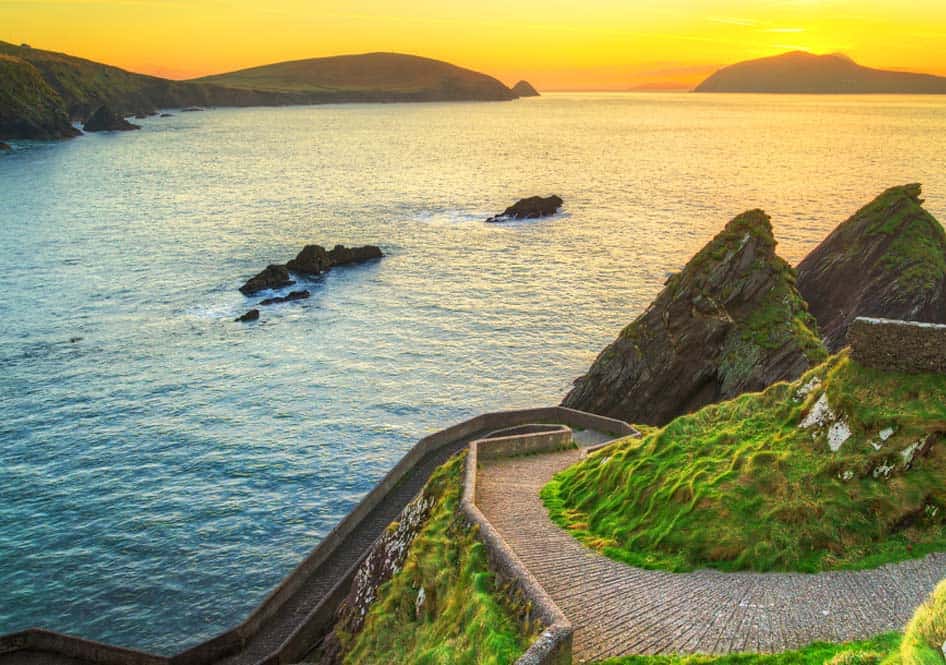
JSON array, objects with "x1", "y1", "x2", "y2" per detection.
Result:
[
  {"x1": 546, "y1": 353, "x2": 946, "y2": 572},
  {"x1": 0, "y1": 54, "x2": 77, "y2": 139},
  {"x1": 338, "y1": 454, "x2": 534, "y2": 665}
]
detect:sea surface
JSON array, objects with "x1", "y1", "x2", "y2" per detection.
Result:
[{"x1": 2, "y1": 93, "x2": 946, "y2": 653}]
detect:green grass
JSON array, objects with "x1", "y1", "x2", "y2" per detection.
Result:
[
  {"x1": 898, "y1": 579, "x2": 946, "y2": 665},
  {"x1": 590, "y1": 634, "x2": 901, "y2": 665},
  {"x1": 342, "y1": 453, "x2": 534, "y2": 665},
  {"x1": 543, "y1": 353, "x2": 946, "y2": 573}
]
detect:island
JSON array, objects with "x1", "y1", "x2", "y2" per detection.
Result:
[{"x1": 694, "y1": 51, "x2": 946, "y2": 94}]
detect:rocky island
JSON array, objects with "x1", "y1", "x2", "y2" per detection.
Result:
[
  {"x1": 486, "y1": 195, "x2": 564, "y2": 222},
  {"x1": 695, "y1": 51, "x2": 946, "y2": 94}
]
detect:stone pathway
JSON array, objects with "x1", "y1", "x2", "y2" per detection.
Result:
[{"x1": 476, "y1": 447, "x2": 946, "y2": 664}]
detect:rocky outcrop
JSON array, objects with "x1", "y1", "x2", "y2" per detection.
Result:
[
  {"x1": 512, "y1": 80, "x2": 540, "y2": 97},
  {"x1": 239, "y1": 264, "x2": 295, "y2": 295},
  {"x1": 796, "y1": 184, "x2": 946, "y2": 352},
  {"x1": 83, "y1": 105, "x2": 140, "y2": 132},
  {"x1": 258, "y1": 290, "x2": 310, "y2": 306},
  {"x1": 285, "y1": 244, "x2": 384, "y2": 275},
  {"x1": 487, "y1": 195, "x2": 563, "y2": 222},
  {"x1": 240, "y1": 245, "x2": 383, "y2": 295},
  {"x1": 562, "y1": 209, "x2": 827, "y2": 426},
  {"x1": 235, "y1": 309, "x2": 260, "y2": 322}
]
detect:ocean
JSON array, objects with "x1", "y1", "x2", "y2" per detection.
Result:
[{"x1": 2, "y1": 92, "x2": 945, "y2": 652}]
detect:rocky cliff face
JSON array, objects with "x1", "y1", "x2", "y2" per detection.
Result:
[
  {"x1": 796, "y1": 184, "x2": 946, "y2": 352},
  {"x1": 562, "y1": 210, "x2": 826, "y2": 426},
  {"x1": 0, "y1": 55, "x2": 78, "y2": 140}
]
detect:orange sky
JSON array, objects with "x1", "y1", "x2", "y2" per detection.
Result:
[{"x1": 4, "y1": 1, "x2": 946, "y2": 90}]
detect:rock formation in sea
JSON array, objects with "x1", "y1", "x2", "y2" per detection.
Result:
[
  {"x1": 82, "y1": 106, "x2": 140, "y2": 132},
  {"x1": 486, "y1": 195, "x2": 563, "y2": 222},
  {"x1": 240, "y1": 245, "x2": 383, "y2": 295},
  {"x1": 562, "y1": 209, "x2": 827, "y2": 426},
  {"x1": 258, "y1": 290, "x2": 311, "y2": 306},
  {"x1": 235, "y1": 309, "x2": 260, "y2": 322},
  {"x1": 796, "y1": 184, "x2": 946, "y2": 352},
  {"x1": 0, "y1": 142, "x2": 11, "y2": 152},
  {"x1": 511, "y1": 80, "x2": 540, "y2": 97},
  {"x1": 239, "y1": 265, "x2": 296, "y2": 296}
]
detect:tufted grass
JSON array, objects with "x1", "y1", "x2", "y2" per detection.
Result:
[
  {"x1": 898, "y1": 579, "x2": 946, "y2": 665},
  {"x1": 588, "y1": 634, "x2": 901, "y2": 665},
  {"x1": 342, "y1": 453, "x2": 534, "y2": 665},
  {"x1": 542, "y1": 352, "x2": 946, "y2": 572}
]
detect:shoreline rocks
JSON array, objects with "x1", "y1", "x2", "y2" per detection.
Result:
[
  {"x1": 235, "y1": 308, "x2": 260, "y2": 322},
  {"x1": 83, "y1": 106, "x2": 140, "y2": 132},
  {"x1": 486, "y1": 195, "x2": 563, "y2": 222},
  {"x1": 259, "y1": 290, "x2": 311, "y2": 306},
  {"x1": 239, "y1": 264, "x2": 295, "y2": 295}
]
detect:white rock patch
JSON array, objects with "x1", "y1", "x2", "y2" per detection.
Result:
[
  {"x1": 415, "y1": 586, "x2": 426, "y2": 616},
  {"x1": 800, "y1": 393, "x2": 834, "y2": 429},
  {"x1": 901, "y1": 440, "x2": 922, "y2": 468},
  {"x1": 794, "y1": 377, "x2": 822, "y2": 402},
  {"x1": 827, "y1": 421, "x2": 852, "y2": 452}
]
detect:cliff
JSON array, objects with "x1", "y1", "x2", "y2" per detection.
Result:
[
  {"x1": 0, "y1": 54, "x2": 78, "y2": 140},
  {"x1": 562, "y1": 209, "x2": 826, "y2": 426},
  {"x1": 796, "y1": 184, "x2": 946, "y2": 352},
  {"x1": 695, "y1": 51, "x2": 946, "y2": 94}
]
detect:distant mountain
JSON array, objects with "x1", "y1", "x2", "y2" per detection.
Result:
[
  {"x1": 0, "y1": 43, "x2": 520, "y2": 140},
  {"x1": 695, "y1": 51, "x2": 946, "y2": 94},
  {"x1": 511, "y1": 80, "x2": 539, "y2": 97},
  {"x1": 193, "y1": 53, "x2": 517, "y2": 102}
]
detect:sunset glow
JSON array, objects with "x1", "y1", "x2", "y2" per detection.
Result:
[{"x1": 4, "y1": 0, "x2": 946, "y2": 89}]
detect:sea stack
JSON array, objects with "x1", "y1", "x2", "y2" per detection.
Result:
[
  {"x1": 486, "y1": 195, "x2": 563, "y2": 222},
  {"x1": 512, "y1": 80, "x2": 540, "y2": 97},
  {"x1": 83, "y1": 106, "x2": 140, "y2": 132},
  {"x1": 563, "y1": 209, "x2": 826, "y2": 426},
  {"x1": 796, "y1": 184, "x2": 946, "y2": 352}
]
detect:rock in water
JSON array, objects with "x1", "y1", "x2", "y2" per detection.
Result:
[
  {"x1": 258, "y1": 290, "x2": 311, "y2": 306},
  {"x1": 796, "y1": 184, "x2": 946, "y2": 352},
  {"x1": 286, "y1": 244, "x2": 384, "y2": 274},
  {"x1": 235, "y1": 309, "x2": 260, "y2": 322},
  {"x1": 0, "y1": 143, "x2": 11, "y2": 152},
  {"x1": 511, "y1": 80, "x2": 540, "y2": 97},
  {"x1": 562, "y1": 209, "x2": 827, "y2": 426},
  {"x1": 159, "y1": 113, "x2": 174, "y2": 118},
  {"x1": 486, "y1": 195, "x2": 563, "y2": 222},
  {"x1": 181, "y1": 107, "x2": 204, "y2": 112},
  {"x1": 239, "y1": 264, "x2": 295, "y2": 295},
  {"x1": 83, "y1": 106, "x2": 140, "y2": 132}
]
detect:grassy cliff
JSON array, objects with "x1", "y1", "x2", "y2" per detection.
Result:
[
  {"x1": 338, "y1": 454, "x2": 535, "y2": 665},
  {"x1": 545, "y1": 353, "x2": 946, "y2": 572},
  {"x1": 0, "y1": 54, "x2": 77, "y2": 139}
]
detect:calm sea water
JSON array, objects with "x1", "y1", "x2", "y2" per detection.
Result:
[{"x1": 2, "y1": 93, "x2": 945, "y2": 653}]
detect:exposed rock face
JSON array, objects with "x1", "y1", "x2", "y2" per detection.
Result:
[
  {"x1": 315, "y1": 475, "x2": 439, "y2": 664},
  {"x1": 487, "y1": 195, "x2": 563, "y2": 222},
  {"x1": 796, "y1": 184, "x2": 946, "y2": 352},
  {"x1": 235, "y1": 308, "x2": 260, "y2": 322},
  {"x1": 562, "y1": 210, "x2": 827, "y2": 426},
  {"x1": 239, "y1": 264, "x2": 295, "y2": 295},
  {"x1": 512, "y1": 80, "x2": 540, "y2": 97},
  {"x1": 83, "y1": 105, "x2": 140, "y2": 132},
  {"x1": 258, "y1": 290, "x2": 310, "y2": 306}
]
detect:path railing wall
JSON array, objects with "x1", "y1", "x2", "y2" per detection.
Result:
[{"x1": 1, "y1": 407, "x2": 636, "y2": 665}]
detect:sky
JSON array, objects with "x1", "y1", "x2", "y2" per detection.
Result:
[{"x1": 3, "y1": 0, "x2": 946, "y2": 90}]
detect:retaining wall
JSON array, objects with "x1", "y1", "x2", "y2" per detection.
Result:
[
  {"x1": 848, "y1": 317, "x2": 946, "y2": 374},
  {"x1": 1, "y1": 407, "x2": 636, "y2": 665}
]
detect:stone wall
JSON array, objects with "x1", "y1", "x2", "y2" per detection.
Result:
[{"x1": 848, "y1": 317, "x2": 946, "y2": 374}]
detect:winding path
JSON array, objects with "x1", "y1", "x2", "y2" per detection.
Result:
[{"x1": 476, "y1": 445, "x2": 946, "y2": 664}]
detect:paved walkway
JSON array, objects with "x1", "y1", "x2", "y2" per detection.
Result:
[{"x1": 477, "y1": 447, "x2": 946, "y2": 664}]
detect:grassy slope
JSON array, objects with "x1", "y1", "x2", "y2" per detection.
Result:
[
  {"x1": 544, "y1": 353, "x2": 946, "y2": 572},
  {"x1": 194, "y1": 52, "x2": 515, "y2": 99},
  {"x1": 341, "y1": 454, "x2": 533, "y2": 665},
  {"x1": 898, "y1": 579, "x2": 946, "y2": 665}
]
